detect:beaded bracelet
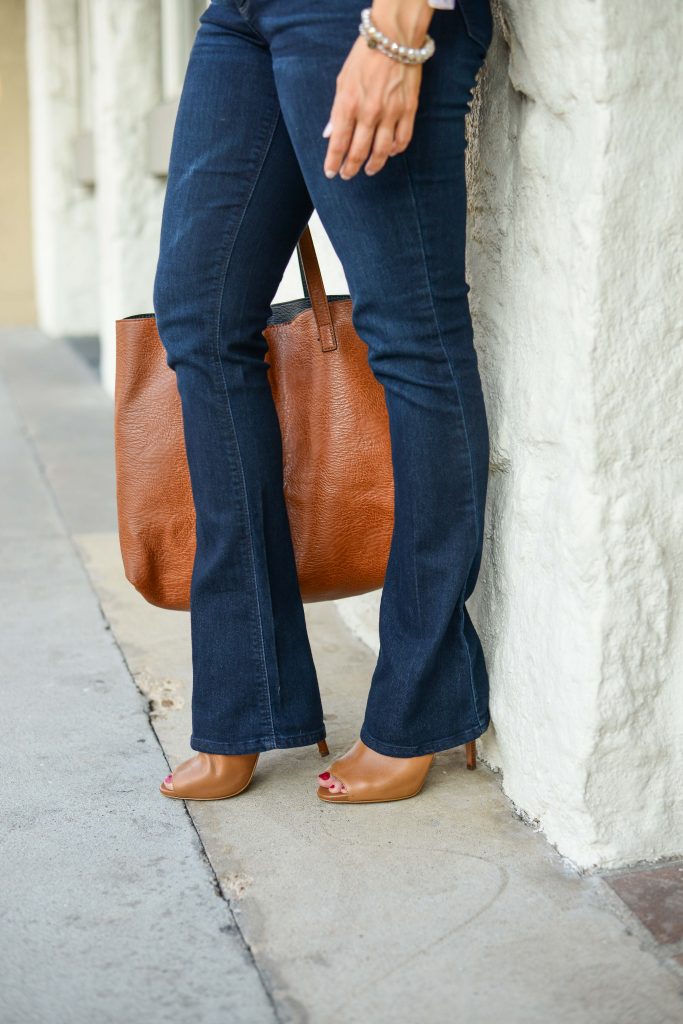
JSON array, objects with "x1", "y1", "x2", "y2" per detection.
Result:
[{"x1": 358, "y1": 7, "x2": 436, "y2": 65}]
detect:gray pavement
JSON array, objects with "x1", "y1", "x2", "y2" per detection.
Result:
[
  {"x1": 0, "y1": 331, "x2": 276, "y2": 1024},
  {"x1": 1, "y1": 327, "x2": 682, "y2": 1024}
]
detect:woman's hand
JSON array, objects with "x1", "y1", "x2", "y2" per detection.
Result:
[{"x1": 322, "y1": 0, "x2": 434, "y2": 180}]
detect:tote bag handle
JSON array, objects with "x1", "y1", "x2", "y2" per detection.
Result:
[{"x1": 295, "y1": 224, "x2": 339, "y2": 353}]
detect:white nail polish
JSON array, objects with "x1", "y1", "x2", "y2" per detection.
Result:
[{"x1": 322, "y1": 120, "x2": 333, "y2": 138}]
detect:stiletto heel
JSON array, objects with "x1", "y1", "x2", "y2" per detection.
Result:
[
  {"x1": 466, "y1": 739, "x2": 477, "y2": 770},
  {"x1": 317, "y1": 739, "x2": 329, "y2": 757}
]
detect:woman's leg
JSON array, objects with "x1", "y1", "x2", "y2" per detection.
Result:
[
  {"x1": 153, "y1": 2, "x2": 326, "y2": 755},
  {"x1": 246, "y1": 0, "x2": 492, "y2": 774}
]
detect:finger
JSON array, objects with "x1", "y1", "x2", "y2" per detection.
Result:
[
  {"x1": 323, "y1": 100, "x2": 357, "y2": 178},
  {"x1": 339, "y1": 118, "x2": 379, "y2": 179},
  {"x1": 391, "y1": 105, "x2": 417, "y2": 156},
  {"x1": 364, "y1": 117, "x2": 399, "y2": 175}
]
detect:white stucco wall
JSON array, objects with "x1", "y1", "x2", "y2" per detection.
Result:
[
  {"x1": 25, "y1": 0, "x2": 98, "y2": 335},
  {"x1": 337, "y1": 0, "x2": 683, "y2": 870},
  {"x1": 581, "y1": 0, "x2": 683, "y2": 866}
]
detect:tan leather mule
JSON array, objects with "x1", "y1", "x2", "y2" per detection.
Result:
[
  {"x1": 317, "y1": 738, "x2": 477, "y2": 804},
  {"x1": 161, "y1": 739, "x2": 329, "y2": 801}
]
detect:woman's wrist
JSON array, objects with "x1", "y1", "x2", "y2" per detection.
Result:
[{"x1": 369, "y1": 0, "x2": 434, "y2": 51}]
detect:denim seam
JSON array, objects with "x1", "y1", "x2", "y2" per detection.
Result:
[
  {"x1": 399, "y1": 153, "x2": 480, "y2": 551},
  {"x1": 209, "y1": 104, "x2": 286, "y2": 744},
  {"x1": 462, "y1": 599, "x2": 483, "y2": 730},
  {"x1": 234, "y1": 0, "x2": 268, "y2": 44},
  {"x1": 399, "y1": 149, "x2": 484, "y2": 733}
]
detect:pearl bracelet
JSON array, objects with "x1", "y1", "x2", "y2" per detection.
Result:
[{"x1": 358, "y1": 7, "x2": 436, "y2": 65}]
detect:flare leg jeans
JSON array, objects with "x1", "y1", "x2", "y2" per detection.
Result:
[{"x1": 152, "y1": 0, "x2": 493, "y2": 757}]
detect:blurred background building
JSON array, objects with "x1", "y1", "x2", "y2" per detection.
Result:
[
  {"x1": 6, "y1": 0, "x2": 347, "y2": 391},
  {"x1": 0, "y1": 0, "x2": 35, "y2": 325},
  {"x1": 2, "y1": 0, "x2": 682, "y2": 872}
]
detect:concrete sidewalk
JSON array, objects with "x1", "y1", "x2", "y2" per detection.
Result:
[{"x1": 1, "y1": 327, "x2": 682, "y2": 1024}]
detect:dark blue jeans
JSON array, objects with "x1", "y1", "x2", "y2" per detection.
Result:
[{"x1": 153, "y1": 0, "x2": 493, "y2": 757}]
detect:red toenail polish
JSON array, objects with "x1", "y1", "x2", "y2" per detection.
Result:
[{"x1": 319, "y1": 772, "x2": 330, "y2": 780}]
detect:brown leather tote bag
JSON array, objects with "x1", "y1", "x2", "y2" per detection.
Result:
[{"x1": 114, "y1": 224, "x2": 394, "y2": 611}]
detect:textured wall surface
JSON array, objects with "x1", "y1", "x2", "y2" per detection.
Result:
[
  {"x1": 336, "y1": 0, "x2": 683, "y2": 870},
  {"x1": 26, "y1": 0, "x2": 97, "y2": 334},
  {"x1": 580, "y1": 0, "x2": 683, "y2": 867}
]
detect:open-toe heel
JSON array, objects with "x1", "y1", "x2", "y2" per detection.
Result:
[
  {"x1": 161, "y1": 736, "x2": 330, "y2": 801},
  {"x1": 318, "y1": 737, "x2": 479, "y2": 804},
  {"x1": 160, "y1": 752, "x2": 260, "y2": 801}
]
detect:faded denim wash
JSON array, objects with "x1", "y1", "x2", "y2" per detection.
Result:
[{"x1": 153, "y1": 0, "x2": 493, "y2": 757}]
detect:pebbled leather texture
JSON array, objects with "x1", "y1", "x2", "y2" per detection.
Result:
[
  {"x1": 317, "y1": 740, "x2": 435, "y2": 803},
  {"x1": 114, "y1": 224, "x2": 394, "y2": 610}
]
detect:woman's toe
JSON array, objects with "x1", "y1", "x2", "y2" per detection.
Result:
[
  {"x1": 318, "y1": 770, "x2": 347, "y2": 794},
  {"x1": 164, "y1": 773, "x2": 174, "y2": 790},
  {"x1": 327, "y1": 774, "x2": 347, "y2": 794}
]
